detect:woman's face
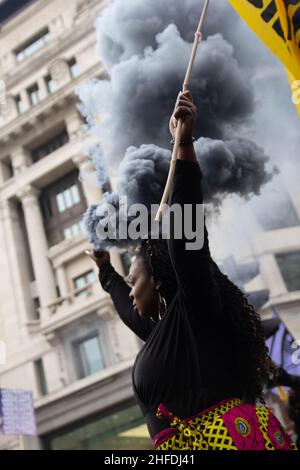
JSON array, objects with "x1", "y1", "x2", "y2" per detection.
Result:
[{"x1": 127, "y1": 256, "x2": 159, "y2": 319}]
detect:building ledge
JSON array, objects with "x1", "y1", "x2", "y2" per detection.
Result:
[
  {"x1": 0, "y1": 62, "x2": 106, "y2": 144},
  {"x1": 47, "y1": 234, "x2": 90, "y2": 268},
  {"x1": 34, "y1": 358, "x2": 136, "y2": 435},
  {"x1": 253, "y1": 226, "x2": 300, "y2": 255},
  {"x1": 35, "y1": 357, "x2": 135, "y2": 409},
  {"x1": 26, "y1": 319, "x2": 41, "y2": 335},
  {"x1": 264, "y1": 290, "x2": 300, "y2": 309},
  {"x1": 0, "y1": 139, "x2": 83, "y2": 200},
  {"x1": 41, "y1": 290, "x2": 114, "y2": 336},
  {"x1": 1, "y1": 0, "x2": 108, "y2": 86}
]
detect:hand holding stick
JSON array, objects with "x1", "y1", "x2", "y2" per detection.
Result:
[{"x1": 155, "y1": 0, "x2": 210, "y2": 222}]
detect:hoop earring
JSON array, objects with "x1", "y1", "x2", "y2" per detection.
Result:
[{"x1": 157, "y1": 290, "x2": 167, "y2": 320}]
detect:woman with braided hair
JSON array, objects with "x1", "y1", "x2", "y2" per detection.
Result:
[{"x1": 87, "y1": 91, "x2": 295, "y2": 450}]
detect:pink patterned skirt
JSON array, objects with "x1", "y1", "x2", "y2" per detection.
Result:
[{"x1": 152, "y1": 397, "x2": 297, "y2": 450}]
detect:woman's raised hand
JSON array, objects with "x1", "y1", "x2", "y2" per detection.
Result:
[
  {"x1": 169, "y1": 90, "x2": 197, "y2": 141},
  {"x1": 85, "y1": 249, "x2": 110, "y2": 268}
]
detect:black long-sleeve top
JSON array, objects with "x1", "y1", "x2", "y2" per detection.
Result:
[{"x1": 99, "y1": 160, "x2": 244, "y2": 439}]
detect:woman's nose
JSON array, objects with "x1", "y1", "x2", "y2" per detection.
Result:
[{"x1": 129, "y1": 290, "x2": 134, "y2": 302}]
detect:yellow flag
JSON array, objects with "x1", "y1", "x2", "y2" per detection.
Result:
[
  {"x1": 228, "y1": 0, "x2": 300, "y2": 116},
  {"x1": 276, "y1": 0, "x2": 300, "y2": 117},
  {"x1": 275, "y1": 0, "x2": 300, "y2": 76},
  {"x1": 228, "y1": 1, "x2": 300, "y2": 78}
]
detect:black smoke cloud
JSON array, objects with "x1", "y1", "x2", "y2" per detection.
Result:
[
  {"x1": 77, "y1": 0, "x2": 279, "y2": 249},
  {"x1": 83, "y1": 139, "x2": 276, "y2": 250},
  {"x1": 96, "y1": 0, "x2": 236, "y2": 67},
  {"x1": 78, "y1": 26, "x2": 256, "y2": 163}
]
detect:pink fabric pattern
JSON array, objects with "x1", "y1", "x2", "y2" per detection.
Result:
[
  {"x1": 152, "y1": 399, "x2": 296, "y2": 450},
  {"x1": 156, "y1": 403, "x2": 174, "y2": 421},
  {"x1": 222, "y1": 404, "x2": 266, "y2": 450},
  {"x1": 184, "y1": 397, "x2": 238, "y2": 423},
  {"x1": 152, "y1": 427, "x2": 176, "y2": 448},
  {"x1": 267, "y1": 412, "x2": 294, "y2": 450}
]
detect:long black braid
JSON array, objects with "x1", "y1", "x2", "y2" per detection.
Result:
[
  {"x1": 211, "y1": 260, "x2": 274, "y2": 403},
  {"x1": 135, "y1": 238, "x2": 274, "y2": 404}
]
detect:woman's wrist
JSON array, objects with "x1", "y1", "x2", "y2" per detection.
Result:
[
  {"x1": 178, "y1": 143, "x2": 197, "y2": 162},
  {"x1": 170, "y1": 136, "x2": 196, "y2": 146}
]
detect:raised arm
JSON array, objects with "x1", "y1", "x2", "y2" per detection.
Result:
[
  {"x1": 86, "y1": 250, "x2": 155, "y2": 341},
  {"x1": 167, "y1": 92, "x2": 221, "y2": 312}
]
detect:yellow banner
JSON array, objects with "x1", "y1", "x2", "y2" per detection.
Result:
[{"x1": 228, "y1": 0, "x2": 300, "y2": 79}]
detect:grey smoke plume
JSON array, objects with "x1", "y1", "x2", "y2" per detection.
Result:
[
  {"x1": 95, "y1": 0, "x2": 244, "y2": 70},
  {"x1": 78, "y1": 26, "x2": 256, "y2": 165},
  {"x1": 78, "y1": 0, "x2": 296, "y2": 250},
  {"x1": 83, "y1": 138, "x2": 276, "y2": 250}
]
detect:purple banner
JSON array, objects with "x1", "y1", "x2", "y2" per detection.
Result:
[
  {"x1": 0, "y1": 389, "x2": 37, "y2": 436},
  {"x1": 266, "y1": 307, "x2": 300, "y2": 377}
]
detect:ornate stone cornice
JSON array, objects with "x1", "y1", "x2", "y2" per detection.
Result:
[
  {"x1": 72, "y1": 153, "x2": 93, "y2": 169},
  {"x1": 16, "y1": 184, "x2": 40, "y2": 205},
  {"x1": 0, "y1": 62, "x2": 104, "y2": 144},
  {"x1": 1, "y1": 0, "x2": 107, "y2": 88}
]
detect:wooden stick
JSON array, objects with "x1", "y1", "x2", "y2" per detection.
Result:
[{"x1": 155, "y1": 0, "x2": 210, "y2": 222}]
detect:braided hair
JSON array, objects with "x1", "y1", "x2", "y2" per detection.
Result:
[
  {"x1": 135, "y1": 238, "x2": 274, "y2": 404},
  {"x1": 211, "y1": 260, "x2": 274, "y2": 403}
]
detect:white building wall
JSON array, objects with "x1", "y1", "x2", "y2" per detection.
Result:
[{"x1": 0, "y1": 0, "x2": 140, "y2": 451}]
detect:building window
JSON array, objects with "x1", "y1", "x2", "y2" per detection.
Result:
[
  {"x1": 32, "y1": 297, "x2": 40, "y2": 320},
  {"x1": 276, "y1": 252, "x2": 300, "y2": 292},
  {"x1": 74, "y1": 270, "x2": 96, "y2": 297},
  {"x1": 27, "y1": 84, "x2": 40, "y2": 106},
  {"x1": 255, "y1": 189, "x2": 299, "y2": 231},
  {"x1": 43, "y1": 402, "x2": 151, "y2": 450},
  {"x1": 34, "y1": 359, "x2": 48, "y2": 396},
  {"x1": 73, "y1": 334, "x2": 105, "y2": 379},
  {"x1": 0, "y1": 157, "x2": 13, "y2": 181},
  {"x1": 15, "y1": 95, "x2": 25, "y2": 114},
  {"x1": 45, "y1": 75, "x2": 57, "y2": 94},
  {"x1": 46, "y1": 217, "x2": 84, "y2": 246},
  {"x1": 64, "y1": 221, "x2": 83, "y2": 240},
  {"x1": 15, "y1": 28, "x2": 51, "y2": 62},
  {"x1": 31, "y1": 129, "x2": 69, "y2": 163},
  {"x1": 41, "y1": 171, "x2": 87, "y2": 247},
  {"x1": 56, "y1": 184, "x2": 81, "y2": 213},
  {"x1": 69, "y1": 57, "x2": 80, "y2": 79}
]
